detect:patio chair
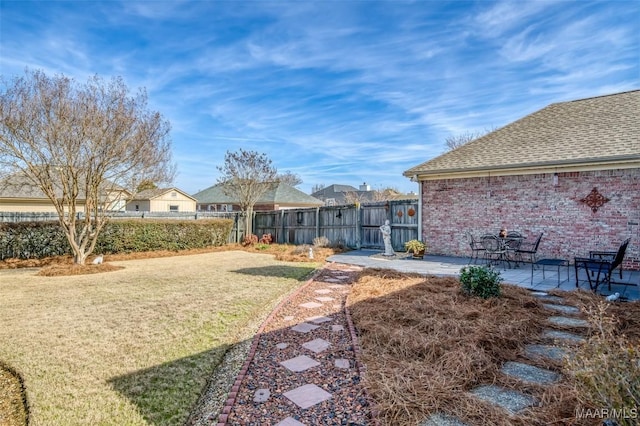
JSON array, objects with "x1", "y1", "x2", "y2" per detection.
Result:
[
  {"x1": 574, "y1": 238, "x2": 631, "y2": 292},
  {"x1": 504, "y1": 231, "x2": 523, "y2": 263},
  {"x1": 465, "y1": 231, "x2": 486, "y2": 264},
  {"x1": 514, "y1": 232, "x2": 543, "y2": 265},
  {"x1": 589, "y1": 240, "x2": 628, "y2": 279},
  {"x1": 481, "y1": 235, "x2": 509, "y2": 269}
]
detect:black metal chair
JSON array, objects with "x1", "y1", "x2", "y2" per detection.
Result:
[
  {"x1": 465, "y1": 231, "x2": 486, "y2": 264},
  {"x1": 504, "y1": 231, "x2": 523, "y2": 264},
  {"x1": 589, "y1": 243, "x2": 627, "y2": 279},
  {"x1": 514, "y1": 232, "x2": 543, "y2": 265},
  {"x1": 574, "y1": 238, "x2": 631, "y2": 292},
  {"x1": 481, "y1": 234, "x2": 509, "y2": 269}
]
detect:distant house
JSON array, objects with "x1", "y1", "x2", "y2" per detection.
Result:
[
  {"x1": 311, "y1": 183, "x2": 418, "y2": 206},
  {"x1": 0, "y1": 172, "x2": 129, "y2": 213},
  {"x1": 193, "y1": 182, "x2": 323, "y2": 212},
  {"x1": 404, "y1": 90, "x2": 640, "y2": 268},
  {"x1": 126, "y1": 187, "x2": 196, "y2": 212}
]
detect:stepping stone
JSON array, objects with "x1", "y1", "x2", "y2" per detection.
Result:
[
  {"x1": 306, "y1": 315, "x2": 333, "y2": 324},
  {"x1": 276, "y1": 417, "x2": 306, "y2": 426},
  {"x1": 543, "y1": 329, "x2": 586, "y2": 343},
  {"x1": 524, "y1": 344, "x2": 567, "y2": 362},
  {"x1": 329, "y1": 285, "x2": 345, "y2": 289},
  {"x1": 280, "y1": 355, "x2": 320, "y2": 372},
  {"x1": 530, "y1": 291, "x2": 549, "y2": 297},
  {"x1": 420, "y1": 413, "x2": 469, "y2": 426},
  {"x1": 283, "y1": 383, "x2": 332, "y2": 409},
  {"x1": 302, "y1": 338, "x2": 331, "y2": 353},
  {"x1": 276, "y1": 343, "x2": 289, "y2": 350},
  {"x1": 291, "y1": 323, "x2": 320, "y2": 333},
  {"x1": 325, "y1": 278, "x2": 342, "y2": 283},
  {"x1": 299, "y1": 301, "x2": 323, "y2": 309},
  {"x1": 548, "y1": 316, "x2": 589, "y2": 328},
  {"x1": 543, "y1": 303, "x2": 580, "y2": 314},
  {"x1": 283, "y1": 315, "x2": 295, "y2": 321},
  {"x1": 331, "y1": 324, "x2": 344, "y2": 332},
  {"x1": 315, "y1": 296, "x2": 335, "y2": 302},
  {"x1": 470, "y1": 385, "x2": 537, "y2": 414},
  {"x1": 315, "y1": 289, "x2": 332, "y2": 294},
  {"x1": 253, "y1": 388, "x2": 270, "y2": 402},
  {"x1": 335, "y1": 358, "x2": 350, "y2": 369},
  {"x1": 501, "y1": 361, "x2": 560, "y2": 385},
  {"x1": 537, "y1": 295, "x2": 566, "y2": 304}
]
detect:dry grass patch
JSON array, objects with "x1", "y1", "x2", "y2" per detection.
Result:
[
  {"x1": 348, "y1": 269, "x2": 640, "y2": 425},
  {"x1": 0, "y1": 251, "x2": 317, "y2": 426}
]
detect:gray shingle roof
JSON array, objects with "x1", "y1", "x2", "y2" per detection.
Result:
[
  {"x1": 404, "y1": 90, "x2": 640, "y2": 177},
  {"x1": 193, "y1": 182, "x2": 323, "y2": 206}
]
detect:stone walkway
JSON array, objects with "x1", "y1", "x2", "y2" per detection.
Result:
[
  {"x1": 421, "y1": 290, "x2": 588, "y2": 425},
  {"x1": 217, "y1": 262, "x2": 592, "y2": 425},
  {"x1": 218, "y1": 263, "x2": 372, "y2": 425}
]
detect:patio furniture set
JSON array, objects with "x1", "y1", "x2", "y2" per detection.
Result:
[{"x1": 466, "y1": 231, "x2": 635, "y2": 294}]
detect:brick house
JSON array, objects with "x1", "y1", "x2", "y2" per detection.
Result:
[{"x1": 404, "y1": 90, "x2": 640, "y2": 269}]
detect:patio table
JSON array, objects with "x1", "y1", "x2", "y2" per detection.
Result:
[{"x1": 531, "y1": 258, "x2": 569, "y2": 287}]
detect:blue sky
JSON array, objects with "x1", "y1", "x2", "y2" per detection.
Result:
[{"x1": 1, "y1": 1, "x2": 638, "y2": 195}]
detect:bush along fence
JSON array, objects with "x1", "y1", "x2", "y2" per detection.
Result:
[{"x1": 0, "y1": 219, "x2": 233, "y2": 260}]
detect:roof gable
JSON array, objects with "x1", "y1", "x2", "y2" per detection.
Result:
[
  {"x1": 405, "y1": 90, "x2": 640, "y2": 177},
  {"x1": 132, "y1": 187, "x2": 196, "y2": 202}
]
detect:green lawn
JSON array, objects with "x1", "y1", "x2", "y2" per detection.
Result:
[{"x1": 0, "y1": 251, "x2": 316, "y2": 425}]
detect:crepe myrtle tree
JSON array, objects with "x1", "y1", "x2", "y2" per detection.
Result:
[
  {"x1": 217, "y1": 149, "x2": 278, "y2": 237},
  {"x1": 0, "y1": 69, "x2": 175, "y2": 264}
]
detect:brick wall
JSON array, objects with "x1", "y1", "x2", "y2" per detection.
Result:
[{"x1": 421, "y1": 168, "x2": 640, "y2": 270}]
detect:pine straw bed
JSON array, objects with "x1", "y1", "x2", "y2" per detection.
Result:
[{"x1": 347, "y1": 269, "x2": 640, "y2": 426}]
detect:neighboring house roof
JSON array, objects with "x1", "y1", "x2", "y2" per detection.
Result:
[
  {"x1": 404, "y1": 90, "x2": 640, "y2": 179},
  {"x1": 0, "y1": 171, "x2": 130, "y2": 200},
  {"x1": 193, "y1": 182, "x2": 323, "y2": 206},
  {"x1": 311, "y1": 184, "x2": 359, "y2": 201},
  {"x1": 311, "y1": 184, "x2": 418, "y2": 204},
  {"x1": 130, "y1": 187, "x2": 197, "y2": 202}
]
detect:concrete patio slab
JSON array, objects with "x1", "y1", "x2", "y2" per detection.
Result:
[{"x1": 327, "y1": 251, "x2": 639, "y2": 301}]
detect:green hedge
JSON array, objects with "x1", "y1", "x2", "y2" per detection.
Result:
[{"x1": 0, "y1": 219, "x2": 233, "y2": 260}]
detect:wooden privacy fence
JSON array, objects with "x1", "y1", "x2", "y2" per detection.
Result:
[
  {"x1": 254, "y1": 200, "x2": 419, "y2": 251},
  {"x1": 0, "y1": 200, "x2": 419, "y2": 250}
]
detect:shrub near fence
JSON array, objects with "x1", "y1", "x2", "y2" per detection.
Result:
[{"x1": 0, "y1": 219, "x2": 234, "y2": 260}]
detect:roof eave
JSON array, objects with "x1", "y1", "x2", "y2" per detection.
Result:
[{"x1": 405, "y1": 156, "x2": 640, "y2": 180}]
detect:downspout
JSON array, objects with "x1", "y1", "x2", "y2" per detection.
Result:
[{"x1": 417, "y1": 180, "x2": 423, "y2": 242}]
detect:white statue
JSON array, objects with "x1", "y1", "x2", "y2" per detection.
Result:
[{"x1": 379, "y1": 220, "x2": 394, "y2": 256}]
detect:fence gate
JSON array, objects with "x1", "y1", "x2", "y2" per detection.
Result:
[{"x1": 360, "y1": 200, "x2": 419, "y2": 251}]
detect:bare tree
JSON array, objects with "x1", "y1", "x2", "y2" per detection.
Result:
[
  {"x1": 0, "y1": 70, "x2": 174, "y2": 264},
  {"x1": 276, "y1": 171, "x2": 302, "y2": 187},
  {"x1": 371, "y1": 187, "x2": 401, "y2": 201},
  {"x1": 342, "y1": 191, "x2": 367, "y2": 205},
  {"x1": 445, "y1": 131, "x2": 482, "y2": 151},
  {"x1": 216, "y1": 149, "x2": 277, "y2": 236}
]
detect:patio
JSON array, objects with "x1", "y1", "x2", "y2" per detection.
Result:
[{"x1": 327, "y1": 249, "x2": 640, "y2": 301}]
